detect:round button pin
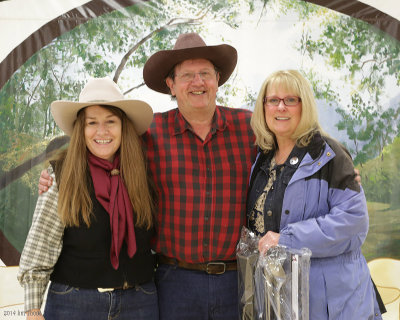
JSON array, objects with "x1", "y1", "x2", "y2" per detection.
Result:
[{"x1": 290, "y1": 157, "x2": 299, "y2": 165}]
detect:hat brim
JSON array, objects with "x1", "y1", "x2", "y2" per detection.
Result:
[
  {"x1": 51, "y1": 100, "x2": 153, "y2": 136},
  {"x1": 143, "y1": 44, "x2": 237, "y2": 94}
]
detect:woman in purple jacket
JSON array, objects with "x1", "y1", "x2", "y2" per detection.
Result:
[{"x1": 247, "y1": 69, "x2": 384, "y2": 319}]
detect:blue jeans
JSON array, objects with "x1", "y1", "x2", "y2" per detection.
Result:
[
  {"x1": 156, "y1": 264, "x2": 239, "y2": 320},
  {"x1": 43, "y1": 281, "x2": 159, "y2": 320}
]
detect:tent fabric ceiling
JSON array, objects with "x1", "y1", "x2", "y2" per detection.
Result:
[
  {"x1": 0, "y1": 0, "x2": 399, "y2": 91},
  {"x1": 308, "y1": 0, "x2": 400, "y2": 41},
  {"x1": 358, "y1": 0, "x2": 400, "y2": 21}
]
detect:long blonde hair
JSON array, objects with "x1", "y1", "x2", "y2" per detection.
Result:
[
  {"x1": 55, "y1": 105, "x2": 154, "y2": 229},
  {"x1": 251, "y1": 70, "x2": 323, "y2": 152}
]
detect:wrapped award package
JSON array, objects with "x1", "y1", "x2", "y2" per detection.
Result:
[{"x1": 237, "y1": 226, "x2": 312, "y2": 320}]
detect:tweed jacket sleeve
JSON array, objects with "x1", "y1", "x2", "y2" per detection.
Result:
[{"x1": 17, "y1": 166, "x2": 64, "y2": 312}]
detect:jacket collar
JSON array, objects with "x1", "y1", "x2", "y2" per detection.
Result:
[
  {"x1": 306, "y1": 131, "x2": 325, "y2": 160},
  {"x1": 249, "y1": 131, "x2": 325, "y2": 188}
]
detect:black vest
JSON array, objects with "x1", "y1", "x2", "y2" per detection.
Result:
[{"x1": 50, "y1": 171, "x2": 155, "y2": 288}]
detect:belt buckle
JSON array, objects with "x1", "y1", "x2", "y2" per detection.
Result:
[
  {"x1": 206, "y1": 262, "x2": 226, "y2": 275},
  {"x1": 98, "y1": 288, "x2": 114, "y2": 293}
]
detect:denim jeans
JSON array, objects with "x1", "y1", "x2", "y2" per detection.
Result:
[
  {"x1": 156, "y1": 264, "x2": 239, "y2": 320},
  {"x1": 43, "y1": 280, "x2": 159, "y2": 320}
]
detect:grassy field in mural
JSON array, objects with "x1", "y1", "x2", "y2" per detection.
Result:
[{"x1": 363, "y1": 201, "x2": 400, "y2": 261}]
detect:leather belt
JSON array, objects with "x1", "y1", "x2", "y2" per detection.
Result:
[
  {"x1": 158, "y1": 255, "x2": 237, "y2": 275},
  {"x1": 97, "y1": 281, "x2": 134, "y2": 292}
]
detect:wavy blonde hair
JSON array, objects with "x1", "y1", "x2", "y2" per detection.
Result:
[
  {"x1": 251, "y1": 70, "x2": 323, "y2": 152},
  {"x1": 54, "y1": 105, "x2": 154, "y2": 229}
]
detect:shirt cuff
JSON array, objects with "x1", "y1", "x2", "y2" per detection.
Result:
[{"x1": 24, "y1": 281, "x2": 47, "y2": 312}]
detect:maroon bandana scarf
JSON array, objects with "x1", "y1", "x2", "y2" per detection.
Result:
[{"x1": 88, "y1": 152, "x2": 137, "y2": 269}]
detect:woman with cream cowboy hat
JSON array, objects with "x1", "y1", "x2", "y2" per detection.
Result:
[{"x1": 18, "y1": 77, "x2": 158, "y2": 320}]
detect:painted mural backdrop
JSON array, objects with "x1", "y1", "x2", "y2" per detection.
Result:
[{"x1": 0, "y1": 0, "x2": 399, "y2": 315}]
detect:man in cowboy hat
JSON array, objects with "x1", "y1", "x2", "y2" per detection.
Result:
[{"x1": 142, "y1": 32, "x2": 256, "y2": 319}]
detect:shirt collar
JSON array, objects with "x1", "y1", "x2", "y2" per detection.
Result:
[
  {"x1": 284, "y1": 145, "x2": 307, "y2": 169},
  {"x1": 171, "y1": 106, "x2": 228, "y2": 136},
  {"x1": 260, "y1": 144, "x2": 307, "y2": 172}
]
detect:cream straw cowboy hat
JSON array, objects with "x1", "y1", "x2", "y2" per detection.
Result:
[
  {"x1": 143, "y1": 32, "x2": 237, "y2": 94},
  {"x1": 51, "y1": 77, "x2": 153, "y2": 136}
]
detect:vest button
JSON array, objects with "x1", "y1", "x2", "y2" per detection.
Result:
[{"x1": 267, "y1": 210, "x2": 272, "y2": 216}]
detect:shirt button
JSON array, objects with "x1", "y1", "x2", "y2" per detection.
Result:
[
  {"x1": 318, "y1": 162, "x2": 321, "y2": 166},
  {"x1": 327, "y1": 152, "x2": 331, "y2": 157},
  {"x1": 285, "y1": 210, "x2": 290, "y2": 215},
  {"x1": 205, "y1": 216, "x2": 209, "y2": 221},
  {"x1": 267, "y1": 210, "x2": 272, "y2": 216}
]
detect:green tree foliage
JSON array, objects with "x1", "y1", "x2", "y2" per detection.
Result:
[
  {"x1": 1, "y1": 0, "x2": 257, "y2": 170},
  {"x1": 1, "y1": 0, "x2": 256, "y2": 156},
  {"x1": 334, "y1": 99, "x2": 400, "y2": 165},
  {"x1": 0, "y1": 0, "x2": 258, "y2": 256},
  {"x1": 251, "y1": 0, "x2": 400, "y2": 165},
  {"x1": 295, "y1": 7, "x2": 400, "y2": 164},
  {"x1": 361, "y1": 136, "x2": 400, "y2": 208}
]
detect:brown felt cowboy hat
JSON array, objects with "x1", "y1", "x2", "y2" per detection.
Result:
[
  {"x1": 143, "y1": 32, "x2": 237, "y2": 94},
  {"x1": 51, "y1": 77, "x2": 153, "y2": 136}
]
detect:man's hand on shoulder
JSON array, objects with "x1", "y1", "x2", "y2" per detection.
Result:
[
  {"x1": 354, "y1": 168, "x2": 361, "y2": 186},
  {"x1": 38, "y1": 169, "x2": 53, "y2": 195}
]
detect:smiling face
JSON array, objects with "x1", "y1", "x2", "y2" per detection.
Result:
[
  {"x1": 166, "y1": 58, "x2": 220, "y2": 117},
  {"x1": 264, "y1": 84, "x2": 302, "y2": 143},
  {"x1": 84, "y1": 105, "x2": 122, "y2": 162}
]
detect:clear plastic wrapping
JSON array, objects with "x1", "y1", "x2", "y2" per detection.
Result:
[
  {"x1": 237, "y1": 226, "x2": 260, "y2": 319},
  {"x1": 237, "y1": 227, "x2": 312, "y2": 320}
]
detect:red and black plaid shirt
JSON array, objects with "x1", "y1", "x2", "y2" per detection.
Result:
[{"x1": 143, "y1": 106, "x2": 256, "y2": 263}]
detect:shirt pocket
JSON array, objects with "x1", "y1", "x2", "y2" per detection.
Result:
[{"x1": 49, "y1": 282, "x2": 76, "y2": 295}]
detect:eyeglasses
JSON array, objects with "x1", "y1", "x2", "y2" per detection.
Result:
[
  {"x1": 263, "y1": 96, "x2": 302, "y2": 106},
  {"x1": 175, "y1": 70, "x2": 217, "y2": 82}
]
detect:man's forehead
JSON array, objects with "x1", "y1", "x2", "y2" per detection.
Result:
[{"x1": 174, "y1": 58, "x2": 215, "y2": 70}]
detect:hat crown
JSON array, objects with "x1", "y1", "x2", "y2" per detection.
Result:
[
  {"x1": 173, "y1": 33, "x2": 207, "y2": 50},
  {"x1": 79, "y1": 77, "x2": 124, "y2": 103}
]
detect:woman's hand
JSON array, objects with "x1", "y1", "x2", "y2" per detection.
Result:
[
  {"x1": 258, "y1": 231, "x2": 280, "y2": 254},
  {"x1": 26, "y1": 309, "x2": 44, "y2": 320}
]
